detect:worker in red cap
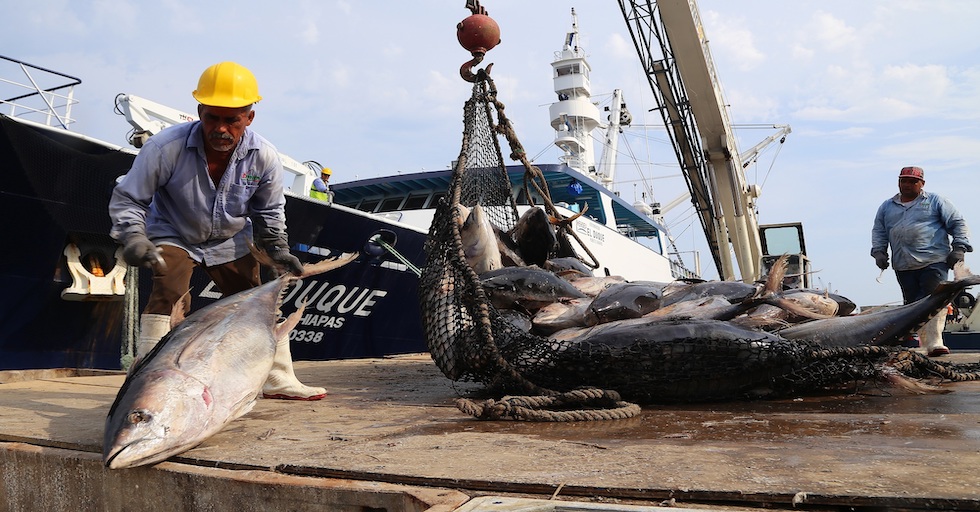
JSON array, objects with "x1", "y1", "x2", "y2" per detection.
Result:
[
  {"x1": 109, "y1": 62, "x2": 326, "y2": 400},
  {"x1": 871, "y1": 166, "x2": 972, "y2": 356}
]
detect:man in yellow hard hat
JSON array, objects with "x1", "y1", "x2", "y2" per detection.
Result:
[
  {"x1": 109, "y1": 61, "x2": 326, "y2": 400},
  {"x1": 310, "y1": 167, "x2": 332, "y2": 202}
]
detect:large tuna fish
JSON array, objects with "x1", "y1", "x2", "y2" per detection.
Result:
[
  {"x1": 102, "y1": 252, "x2": 357, "y2": 469},
  {"x1": 778, "y1": 274, "x2": 980, "y2": 347},
  {"x1": 480, "y1": 265, "x2": 587, "y2": 310}
]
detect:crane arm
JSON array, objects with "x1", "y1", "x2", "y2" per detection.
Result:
[
  {"x1": 740, "y1": 124, "x2": 791, "y2": 168},
  {"x1": 618, "y1": 0, "x2": 768, "y2": 282}
]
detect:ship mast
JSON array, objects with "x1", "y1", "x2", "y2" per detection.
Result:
[{"x1": 548, "y1": 9, "x2": 602, "y2": 182}]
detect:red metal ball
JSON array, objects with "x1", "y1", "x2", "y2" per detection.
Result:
[{"x1": 457, "y1": 14, "x2": 500, "y2": 54}]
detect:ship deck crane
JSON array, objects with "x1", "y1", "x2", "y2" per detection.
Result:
[{"x1": 617, "y1": 0, "x2": 805, "y2": 285}]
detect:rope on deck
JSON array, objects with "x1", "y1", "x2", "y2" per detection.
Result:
[{"x1": 455, "y1": 388, "x2": 641, "y2": 421}]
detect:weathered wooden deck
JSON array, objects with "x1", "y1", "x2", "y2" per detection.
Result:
[{"x1": 2, "y1": 352, "x2": 980, "y2": 511}]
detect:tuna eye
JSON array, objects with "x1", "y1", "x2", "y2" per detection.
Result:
[{"x1": 127, "y1": 410, "x2": 150, "y2": 424}]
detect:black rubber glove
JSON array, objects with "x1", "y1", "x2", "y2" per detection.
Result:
[
  {"x1": 122, "y1": 234, "x2": 160, "y2": 267},
  {"x1": 947, "y1": 247, "x2": 966, "y2": 268},
  {"x1": 268, "y1": 246, "x2": 303, "y2": 276},
  {"x1": 873, "y1": 253, "x2": 889, "y2": 270}
]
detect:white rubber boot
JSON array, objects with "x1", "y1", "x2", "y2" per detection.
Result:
[
  {"x1": 918, "y1": 312, "x2": 950, "y2": 357},
  {"x1": 135, "y1": 314, "x2": 171, "y2": 363},
  {"x1": 262, "y1": 335, "x2": 327, "y2": 400}
]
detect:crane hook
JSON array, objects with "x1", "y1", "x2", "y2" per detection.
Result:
[
  {"x1": 457, "y1": 0, "x2": 500, "y2": 83},
  {"x1": 460, "y1": 57, "x2": 493, "y2": 83}
]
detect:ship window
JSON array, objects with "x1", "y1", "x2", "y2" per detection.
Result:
[
  {"x1": 378, "y1": 197, "x2": 404, "y2": 212},
  {"x1": 514, "y1": 189, "x2": 542, "y2": 206},
  {"x1": 359, "y1": 199, "x2": 381, "y2": 213},
  {"x1": 403, "y1": 194, "x2": 428, "y2": 210},
  {"x1": 427, "y1": 192, "x2": 446, "y2": 208},
  {"x1": 556, "y1": 64, "x2": 579, "y2": 77}
]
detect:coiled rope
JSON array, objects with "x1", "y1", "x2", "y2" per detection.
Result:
[{"x1": 456, "y1": 388, "x2": 641, "y2": 421}]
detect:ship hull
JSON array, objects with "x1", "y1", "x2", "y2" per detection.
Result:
[{"x1": 0, "y1": 114, "x2": 427, "y2": 370}]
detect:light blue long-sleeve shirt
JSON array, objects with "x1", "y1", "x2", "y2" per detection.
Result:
[
  {"x1": 108, "y1": 121, "x2": 287, "y2": 266},
  {"x1": 871, "y1": 190, "x2": 972, "y2": 271}
]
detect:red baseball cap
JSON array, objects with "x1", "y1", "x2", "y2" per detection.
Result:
[{"x1": 899, "y1": 166, "x2": 924, "y2": 181}]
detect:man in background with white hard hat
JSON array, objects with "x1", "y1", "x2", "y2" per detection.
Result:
[
  {"x1": 871, "y1": 165, "x2": 972, "y2": 357},
  {"x1": 109, "y1": 61, "x2": 326, "y2": 400}
]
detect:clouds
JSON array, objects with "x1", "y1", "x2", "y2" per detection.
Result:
[{"x1": 4, "y1": 0, "x2": 980, "y2": 306}]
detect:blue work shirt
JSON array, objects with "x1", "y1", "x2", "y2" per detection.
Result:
[
  {"x1": 109, "y1": 121, "x2": 287, "y2": 266},
  {"x1": 871, "y1": 190, "x2": 972, "y2": 271}
]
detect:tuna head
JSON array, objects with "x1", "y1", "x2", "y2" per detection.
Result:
[
  {"x1": 457, "y1": 203, "x2": 502, "y2": 274},
  {"x1": 103, "y1": 368, "x2": 219, "y2": 469}
]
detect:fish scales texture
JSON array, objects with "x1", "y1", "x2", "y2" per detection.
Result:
[
  {"x1": 585, "y1": 282, "x2": 663, "y2": 324},
  {"x1": 660, "y1": 281, "x2": 760, "y2": 308}
]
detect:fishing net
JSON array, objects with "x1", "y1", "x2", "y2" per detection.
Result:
[{"x1": 418, "y1": 75, "x2": 980, "y2": 421}]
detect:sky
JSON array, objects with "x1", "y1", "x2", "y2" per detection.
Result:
[{"x1": 4, "y1": 1, "x2": 980, "y2": 308}]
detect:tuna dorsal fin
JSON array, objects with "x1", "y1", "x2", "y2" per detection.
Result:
[{"x1": 764, "y1": 254, "x2": 789, "y2": 294}]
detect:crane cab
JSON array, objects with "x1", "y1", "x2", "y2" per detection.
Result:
[{"x1": 758, "y1": 222, "x2": 810, "y2": 289}]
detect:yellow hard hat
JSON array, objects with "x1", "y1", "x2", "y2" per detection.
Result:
[
  {"x1": 321, "y1": 167, "x2": 332, "y2": 176},
  {"x1": 192, "y1": 62, "x2": 262, "y2": 108}
]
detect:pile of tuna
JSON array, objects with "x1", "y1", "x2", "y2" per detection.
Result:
[{"x1": 445, "y1": 203, "x2": 980, "y2": 404}]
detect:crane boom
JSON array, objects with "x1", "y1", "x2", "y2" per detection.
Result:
[{"x1": 618, "y1": 0, "x2": 768, "y2": 282}]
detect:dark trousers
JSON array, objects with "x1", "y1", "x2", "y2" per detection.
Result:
[
  {"x1": 895, "y1": 262, "x2": 949, "y2": 305},
  {"x1": 143, "y1": 244, "x2": 261, "y2": 316}
]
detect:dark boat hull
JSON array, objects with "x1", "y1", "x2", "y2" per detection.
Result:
[{"x1": 0, "y1": 114, "x2": 427, "y2": 370}]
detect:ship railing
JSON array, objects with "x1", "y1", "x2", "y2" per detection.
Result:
[
  {"x1": 0, "y1": 54, "x2": 81, "y2": 130},
  {"x1": 670, "y1": 258, "x2": 699, "y2": 280}
]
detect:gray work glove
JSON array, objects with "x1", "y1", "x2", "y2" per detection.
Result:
[
  {"x1": 122, "y1": 233, "x2": 161, "y2": 268},
  {"x1": 873, "y1": 253, "x2": 889, "y2": 270},
  {"x1": 251, "y1": 215, "x2": 303, "y2": 276},
  {"x1": 947, "y1": 247, "x2": 966, "y2": 268},
  {"x1": 267, "y1": 246, "x2": 303, "y2": 276}
]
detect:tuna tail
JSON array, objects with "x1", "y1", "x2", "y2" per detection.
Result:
[
  {"x1": 247, "y1": 239, "x2": 358, "y2": 280},
  {"x1": 879, "y1": 366, "x2": 951, "y2": 395},
  {"x1": 299, "y1": 251, "x2": 358, "y2": 278}
]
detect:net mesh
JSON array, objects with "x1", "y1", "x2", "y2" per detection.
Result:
[{"x1": 418, "y1": 76, "x2": 980, "y2": 419}]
